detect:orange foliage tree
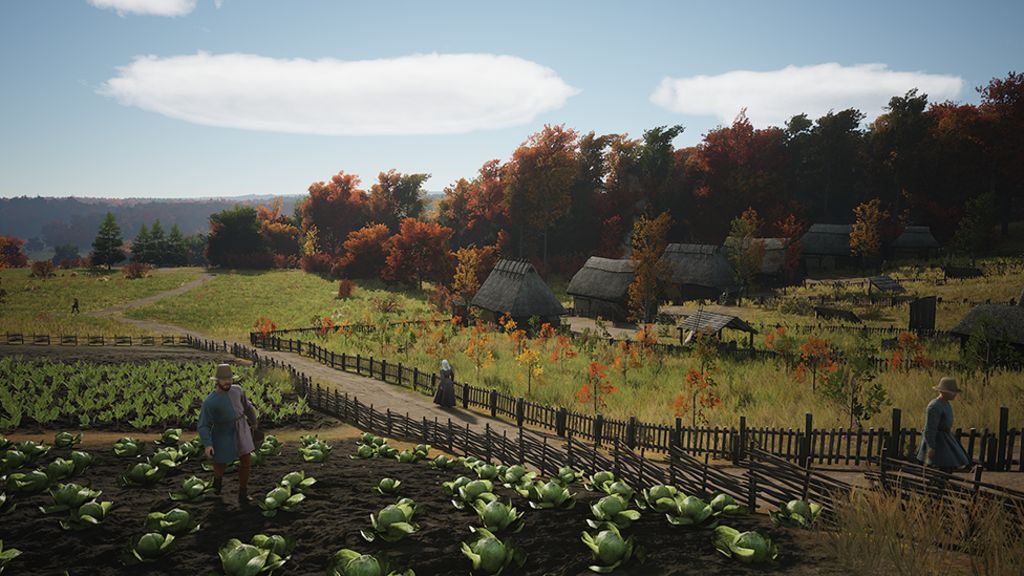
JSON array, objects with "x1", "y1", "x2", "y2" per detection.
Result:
[
  {"x1": 254, "y1": 317, "x2": 277, "y2": 338},
  {"x1": 341, "y1": 223, "x2": 392, "y2": 279},
  {"x1": 381, "y1": 218, "x2": 454, "y2": 290},
  {"x1": 300, "y1": 171, "x2": 369, "y2": 256},
  {"x1": 550, "y1": 334, "x2": 578, "y2": 372},
  {"x1": 612, "y1": 340, "x2": 642, "y2": 389},
  {"x1": 577, "y1": 361, "x2": 616, "y2": 414},
  {"x1": 795, "y1": 337, "x2": 837, "y2": 392},
  {"x1": 464, "y1": 322, "x2": 494, "y2": 382},
  {"x1": 774, "y1": 213, "x2": 804, "y2": 283},
  {"x1": 888, "y1": 331, "x2": 931, "y2": 372},
  {"x1": 368, "y1": 169, "x2": 429, "y2": 232},
  {"x1": 627, "y1": 212, "x2": 672, "y2": 322},
  {"x1": 0, "y1": 236, "x2": 29, "y2": 268},
  {"x1": 673, "y1": 367, "x2": 721, "y2": 427},
  {"x1": 516, "y1": 344, "x2": 543, "y2": 397},
  {"x1": 850, "y1": 198, "x2": 890, "y2": 261}
]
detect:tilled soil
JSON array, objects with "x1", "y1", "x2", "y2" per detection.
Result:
[{"x1": 0, "y1": 436, "x2": 850, "y2": 576}]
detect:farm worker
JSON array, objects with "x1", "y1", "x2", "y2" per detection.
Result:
[
  {"x1": 916, "y1": 376, "x2": 970, "y2": 473},
  {"x1": 433, "y1": 359, "x2": 457, "y2": 408},
  {"x1": 198, "y1": 363, "x2": 259, "y2": 504},
  {"x1": 71, "y1": 297, "x2": 79, "y2": 314}
]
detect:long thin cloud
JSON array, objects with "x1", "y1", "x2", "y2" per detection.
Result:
[
  {"x1": 88, "y1": 0, "x2": 198, "y2": 17},
  {"x1": 100, "y1": 52, "x2": 579, "y2": 135},
  {"x1": 651, "y1": 63, "x2": 963, "y2": 126}
]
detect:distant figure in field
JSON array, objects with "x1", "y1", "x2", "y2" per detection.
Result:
[
  {"x1": 198, "y1": 364, "x2": 258, "y2": 505},
  {"x1": 71, "y1": 297, "x2": 79, "y2": 315},
  {"x1": 434, "y1": 359, "x2": 456, "y2": 408},
  {"x1": 916, "y1": 377, "x2": 970, "y2": 473}
]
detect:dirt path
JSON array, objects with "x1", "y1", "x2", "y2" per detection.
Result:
[{"x1": 86, "y1": 270, "x2": 216, "y2": 318}]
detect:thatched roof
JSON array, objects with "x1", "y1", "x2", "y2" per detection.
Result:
[
  {"x1": 891, "y1": 226, "x2": 940, "y2": 250},
  {"x1": 800, "y1": 224, "x2": 852, "y2": 256},
  {"x1": 470, "y1": 259, "x2": 567, "y2": 318},
  {"x1": 723, "y1": 237, "x2": 789, "y2": 275},
  {"x1": 950, "y1": 305, "x2": 1024, "y2": 345},
  {"x1": 677, "y1": 310, "x2": 757, "y2": 335},
  {"x1": 566, "y1": 257, "x2": 634, "y2": 302},
  {"x1": 660, "y1": 244, "x2": 736, "y2": 289}
]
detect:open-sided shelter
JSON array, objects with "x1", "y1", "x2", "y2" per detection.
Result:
[
  {"x1": 566, "y1": 257, "x2": 634, "y2": 322},
  {"x1": 890, "y1": 226, "x2": 940, "y2": 259},
  {"x1": 676, "y1": 310, "x2": 757, "y2": 348},
  {"x1": 800, "y1": 224, "x2": 852, "y2": 269},
  {"x1": 659, "y1": 243, "x2": 737, "y2": 302},
  {"x1": 470, "y1": 258, "x2": 567, "y2": 327}
]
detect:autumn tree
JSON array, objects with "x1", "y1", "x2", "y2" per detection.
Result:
[
  {"x1": 452, "y1": 245, "x2": 483, "y2": 301},
  {"x1": 368, "y1": 170, "x2": 430, "y2": 232},
  {"x1": 0, "y1": 236, "x2": 29, "y2": 269},
  {"x1": 464, "y1": 322, "x2": 494, "y2": 382},
  {"x1": 516, "y1": 343, "x2": 543, "y2": 397},
  {"x1": 627, "y1": 211, "x2": 672, "y2": 322},
  {"x1": 257, "y1": 198, "x2": 301, "y2": 262},
  {"x1": 774, "y1": 213, "x2": 804, "y2": 283},
  {"x1": 550, "y1": 334, "x2": 578, "y2": 372},
  {"x1": 577, "y1": 361, "x2": 615, "y2": 414},
  {"x1": 504, "y1": 124, "x2": 578, "y2": 260},
  {"x1": 850, "y1": 198, "x2": 889, "y2": 263},
  {"x1": 381, "y1": 218, "x2": 454, "y2": 290},
  {"x1": 821, "y1": 335, "x2": 887, "y2": 428},
  {"x1": 611, "y1": 340, "x2": 641, "y2": 389},
  {"x1": 341, "y1": 223, "x2": 392, "y2": 279},
  {"x1": 888, "y1": 331, "x2": 930, "y2": 372},
  {"x1": 90, "y1": 212, "x2": 125, "y2": 270},
  {"x1": 674, "y1": 334, "x2": 721, "y2": 426},
  {"x1": 438, "y1": 159, "x2": 509, "y2": 249},
  {"x1": 299, "y1": 171, "x2": 369, "y2": 256},
  {"x1": 978, "y1": 71, "x2": 1024, "y2": 237},
  {"x1": 795, "y1": 337, "x2": 836, "y2": 392},
  {"x1": 725, "y1": 208, "x2": 765, "y2": 300}
]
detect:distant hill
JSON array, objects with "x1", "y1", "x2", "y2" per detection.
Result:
[{"x1": 0, "y1": 195, "x2": 304, "y2": 250}]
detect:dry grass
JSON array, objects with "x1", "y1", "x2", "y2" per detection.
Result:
[{"x1": 830, "y1": 488, "x2": 1024, "y2": 576}]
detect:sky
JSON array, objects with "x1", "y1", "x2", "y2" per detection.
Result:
[{"x1": 1, "y1": 0, "x2": 1021, "y2": 199}]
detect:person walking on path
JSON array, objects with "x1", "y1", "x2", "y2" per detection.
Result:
[
  {"x1": 198, "y1": 363, "x2": 259, "y2": 504},
  {"x1": 433, "y1": 359, "x2": 456, "y2": 408},
  {"x1": 916, "y1": 376, "x2": 971, "y2": 473},
  {"x1": 71, "y1": 298, "x2": 79, "y2": 315}
]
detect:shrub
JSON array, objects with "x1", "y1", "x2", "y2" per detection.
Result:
[
  {"x1": 337, "y1": 279, "x2": 355, "y2": 299},
  {"x1": 272, "y1": 255, "x2": 299, "y2": 269},
  {"x1": 123, "y1": 262, "x2": 153, "y2": 279},
  {"x1": 30, "y1": 260, "x2": 56, "y2": 278},
  {"x1": 300, "y1": 253, "x2": 336, "y2": 277}
]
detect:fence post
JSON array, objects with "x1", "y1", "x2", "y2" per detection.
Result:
[
  {"x1": 626, "y1": 416, "x2": 637, "y2": 449},
  {"x1": 413, "y1": 367, "x2": 419, "y2": 392},
  {"x1": 594, "y1": 415, "x2": 604, "y2": 448},
  {"x1": 462, "y1": 384, "x2": 470, "y2": 409},
  {"x1": 356, "y1": 354, "x2": 362, "y2": 375},
  {"x1": 489, "y1": 390, "x2": 497, "y2": 418},
  {"x1": 997, "y1": 406, "x2": 1009, "y2": 471},
  {"x1": 397, "y1": 362, "x2": 403, "y2": 386},
  {"x1": 738, "y1": 416, "x2": 748, "y2": 461},
  {"x1": 515, "y1": 398, "x2": 524, "y2": 428},
  {"x1": 556, "y1": 407, "x2": 567, "y2": 437},
  {"x1": 674, "y1": 417, "x2": 682, "y2": 449},
  {"x1": 800, "y1": 412, "x2": 813, "y2": 468},
  {"x1": 889, "y1": 408, "x2": 902, "y2": 458},
  {"x1": 747, "y1": 470, "x2": 757, "y2": 511},
  {"x1": 485, "y1": 424, "x2": 492, "y2": 462},
  {"x1": 381, "y1": 359, "x2": 388, "y2": 382}
]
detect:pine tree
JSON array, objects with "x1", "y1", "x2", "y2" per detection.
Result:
[
  {"x1": 165, "y1": 224, "x2": 188, "y2": 266},
  {"x1": 149, "y1": 219, "x2": 167, "y2": 266},
  {"x1": 132, "y1": 224, "x2": 152, "y2": 263},
  {"x1": 91, "y1": 212, "x2": 125, "y2": 269}
]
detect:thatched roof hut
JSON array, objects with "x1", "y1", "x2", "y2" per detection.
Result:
[
  {"x1": 677, "y1": 310, "x2": 757, "y2": 348},
  {"x1": 659, "y1": 244, "x2": 736, "y2": 300},
  {"x1": 470, "y1": 259, "x2": 566, "y2": 325},
  {"x1": 950, "y1": 304, "x2": 1024, "y2": 347},
  {"x1": 566, "y1": 257, "x2": 634, "y2": 321},
  {"x1": 891, "y1": 226, "x2": 940, "y2": 258},
  {"x1": 800, "y1": 224, "x2": 852, "y2": 256}
]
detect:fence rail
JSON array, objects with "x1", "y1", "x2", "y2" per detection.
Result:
[
  {"x1": 4, "y1": 332, "x2": 192, "y2": 347},
  {"x1": 248, "y1": 332, "x2": 1024, "y2": 472}
]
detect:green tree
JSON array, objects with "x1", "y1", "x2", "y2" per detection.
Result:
[
  {"x1": 368, "y1": 170, "x2": 430, "y2": 232},
  {"x1": 90, "y1": 212, "x2": 125, "y2": 269},
  {"x1": 131, "y1": 224, "x2": 152, "y2": 264},
  {"x1": 165, "y1": 224, "x2": 188, "y2": 266},
  {"x1": 51, "y1": 244, "x2": 80, "y2": 265},
  {"x1": 952, "y1": 192, "x2": 997, "y2": 258},
  {"x1": 149, "y1": 219, "x2": 167, "y2": 266},
  {"x1": 206, "y1": 206, "x2": 271, "y2": 269},
  {"x1": 821, "y1": 335, "x2": 887, "y2": 428},
  {"x1": 725, "y1": 208, "x2": 765, "y2": 301}
]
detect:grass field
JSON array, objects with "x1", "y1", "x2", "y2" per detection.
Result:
[{"x1": 0, "y1": 267, "x2": 203, "y2": 336}]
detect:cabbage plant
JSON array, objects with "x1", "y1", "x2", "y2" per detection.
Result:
[
  {"x1": 250, "y1": 534, "x2": 296, "y2": 558},
  {"x1": 16, "y1": 441, "x2": 50, "y2": 464},
  {"x1": 553, "y1": 466, "x2": 583, "y2": 486},
  {"x1": 53, "y1": 432, "x2": 82, "y2": 449},
  {"x1": 475, "y1": 464, "x2": 499, "y2": 480},
  {"x1": 6, "y1": 470, "x2": 50, "y2": 494},
  {"x1": 217, "y1": 536, "x2": 288, "y2": 576},
  {"x1": 587, "y1": 494, "x2": 641, "y2": 530},
  {"x1": 279, "y1": 471, "x2": 317, "y2": 493},
  {"x1": 414, "y1": 444, "x2": 430, "y2": 457},
  {"x1": 170, "y1": 476, "x2": 214, "y2": 502},
  {"x1": 1, "y1": 450, "x2": 28, "y2": 474},
  {"x1": 770, "y1": 499, "x2": 821, "y2": 529},
  {"x1": 144, "y1": 508, "x2": 200, "y2": 536},
  {"x1": 430, "y1": 455, "x2": 456, "y2": 470},
  {"x1": 327, "y1": 548, "x2": 414, "y2": 576},
  {"x1": 374, "y1": 478, "x2": 402, "y2": 496},
  {"x1": 178, "y1": 438, "x2": 205, "y2": 459},
  {"x1": 361, "y1": 498, "x2": 420, "y2": 543},
  {"x1": 581, "y1": 523, "x2": 642, "y2": 573},
  {"x1": 44, "y1": 458, "x2": 77, "y2": 482},
  {"x1": 156, "y1": 428, "x2": 182, "y2": 447},
  {"x1": 260, "y1": 435, "x2": 282, "y2": 455},
  {"x1": 441, "y1": 476, "x2": 472, "y2": 497},
  {"x1": 0, "y1": 540, "x2": 22, "y2": 573},
  {"x1": 0, "y1": 436, "x2": 8, "y2": 451},
  {"x1": 472, "y1": 499, "x2": 524, "y2": 534},
  {"x1": 118, "y1": 463, "x2": 165, "y2": 487},
  {"x1": 0, "y1": 492, "x2": 15, "y2": 516},
  {"x1": 126, "y1": 532, "x2": 175, "y2": 563},
  {"x1": 40, "y1": 483, "x2": 101, "y2": 514},
  {"x1": 299, "y1": 439, "x2": 332, "y2": 463},
  {"x1": 60, "y1": 500, "x2": 112, "y2": 531},
  {"x1": 461, "y1": 527, "x2": 525, "y2": 576},
  {"x1": 603, "y1": 481, "x2": 634, "y2": 501},
  {"x1": 459, "y1": 456, "x2": 481, "y2": 470},
  {"x1": 396, "y1": 450, "x2": 420, "y2": 464},
  {"x1": 516, "y1": 480, "x2": 576, "y2": 510},
  {"x1": 665, "y1": 495, "x2": 717, "y2": 529},
  {"x1": 454, "y1": 479, "x2": 496, "y2": 510},
  {"x1": 70, "y1": 450, "x2": 94, "y2": 475},
  {"x1": 709, "y1": 493, "x2": 746, "y2": 515},
  {"x1": 713, "y1": 526, "x2": 778, "y2": 564},
  {"x1": 258, "y1": 486, "x2": 305, "y2": 518},
  {"x1": 149, "y1": 448, "x2": 188, "y2": 471},
  {"x1": 352, "y1": 444, "x2": 376, "y2": 459},
  {"x1": 497, "y1": 465, "x2": 535, "y2": 488},
  {"x1": 587, "y1": 471, "x2": 615, "y2": 492},
  {"x1": 637, "y1": 485, "x2": 679, "y2": 513},
  {"x1": 113, "y1": 437, "x2": 144, "y2": 458}
]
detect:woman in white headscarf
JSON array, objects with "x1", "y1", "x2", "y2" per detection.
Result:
[{"x1": 434, "y1": 359, "x2": 456, "y2": 408}]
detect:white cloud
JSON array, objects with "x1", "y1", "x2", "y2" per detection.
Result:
[
  {"x1": 651, "y1": 63, "x2": 963, "y2": 127},
  {"x1": 88, "y1": 0, "x2": 198, "y2": 17},
  {"x1": 100, "y1": 52, "x2": 578, "y2": 135}
]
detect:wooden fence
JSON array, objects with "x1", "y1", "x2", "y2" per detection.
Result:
[
  {"x1": 248, "y1": 332, "x2": 1024, "y2": 472},
  {"x1": 4, "y1": 332, "x2": 192, "y2": 346}
]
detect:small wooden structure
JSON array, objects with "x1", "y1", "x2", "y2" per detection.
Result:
[
  {"x1": 566, "y1": 257, "x2": 634, "y2": 322},
  {"x1": 470, "y1": 259, "x2": 567, "y2": 327},
  {"x1": 868, "y1": 275, "x2": 904, "y2": 294},
  {"x1": 659, "y1": 244, "x2": 737, "y2": 302},
  {"x1": 813, "y1": 306, "x2": 861, "y2": 323},
  {"x1": 677, "y1": 310, "x2": 757, "y2": 348},
  {"x1": 950, "y1": 302, "x2": 1024, "y2": 353},
  {"x1": 890, "y1": 226, "x2": 940, "y2": 259},
  {"x1": 800, "y1": 224, "x2": 852, "y2": 270},
  {"x1": 908, "y1": 296, "x2": 937, "y2": 332}
]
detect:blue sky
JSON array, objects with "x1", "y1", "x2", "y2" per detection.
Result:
[{"x1": 1, "y1": 0, "x2": 1021, "y2": 199}]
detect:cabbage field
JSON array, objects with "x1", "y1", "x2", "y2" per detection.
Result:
[{"x1": 0, "y1": 431, "x2": 848, "y2": 575}]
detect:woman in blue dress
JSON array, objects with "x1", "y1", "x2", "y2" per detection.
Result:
[
  {"x1": 198, "y1": 364, "x2": 258, "y2": 504},
  {"x1": 916, "y1": 376, "x2": 970, "y2": 473}
]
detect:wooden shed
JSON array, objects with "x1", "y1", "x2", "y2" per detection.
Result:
[
  {"x1": 566, "y1": 257, "x2": 634, "y2": 322},
  {"x1": 659, "y1": 243, "x2": 737, "y2": 302},
  {"x1": 890, "y1": 226, "x2": 940, "y2": 259},
  {"x1": 677, "y1": 310, "x2": 757, "y2": 348},
  {"x1": 800, "y1": 224, "x2": 852, "y2": 269}
]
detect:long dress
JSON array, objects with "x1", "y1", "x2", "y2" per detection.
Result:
[
  {"x1": 916, "y1": 398, "x2": 970, "y2": 470},
  {"x1": 434, "y1": 368, "x2": 457, "y2": 408},
  {"x1": 198, "y1": 384, "x2": 257, "y2": 464}
]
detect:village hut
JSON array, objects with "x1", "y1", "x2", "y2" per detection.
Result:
[
  {"x1": 800, "y1": 224, "x2": 852, "y2": 269},
  {"x1": 676, "y1": 310, "x2": 757, "y2": 349},
  {"x1": 890, "y1": 226, "x2": 940, "y2": 259},
  {"x1": 470, "y1": 259, "x2": 567, "y2": 328},
  {"x1": 566, "y1": 257, "x2": 634, "y2": 322},
  {"x1": 950, "y1": 302, "x2": 1024, "y2": 354},
  {"x1": 659, "y1": 243, "x2": 737, "y2": 302}
]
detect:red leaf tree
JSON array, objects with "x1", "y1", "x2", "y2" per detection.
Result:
[
  {"x1": 340, "y1": 223, "x2": 392, "y2": 279},
  {"x1": 299, "y1": 171, "x2": 369, "y2": 256},
  {"x1": 0, "y1": 236, "x2": 29, "y2": 268},
  {"x1": 381, "y1": 218, "x2": 454, "y2": 290}
]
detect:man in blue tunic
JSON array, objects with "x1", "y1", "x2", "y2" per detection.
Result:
[
  {"x1": 916, "y1": 376, "x2": 970, "y2": 473},
  {"x1": 199, "y1": 364, "x2": 258, "y2": 504}
]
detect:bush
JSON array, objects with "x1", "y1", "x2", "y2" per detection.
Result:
[
  {"x1": 58, "y1": 258, "x2": 83, "y2": 269},
  {"x1": 300, "y1": 253, "x2": 336, "y2": 277},
  {"x1": 123, "y1": 262, "x2": 153, "y2": 279},
  {"x1": 30, "y1": 260, "x2": 56, "y2": 278},
  {"x1": 272, "y1": 254, "x2": 299, "y2": 269},
  {"x1": 337, "y1": 279, "x2": 355, "y2": 299}
]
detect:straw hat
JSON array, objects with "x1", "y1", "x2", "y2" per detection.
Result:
[
  {"x1": 210, "y1": 363, "x2": 239, "y2": 382},
  {"x1": 932, "y1": 376, "x2": 961, "y2": 394}
]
